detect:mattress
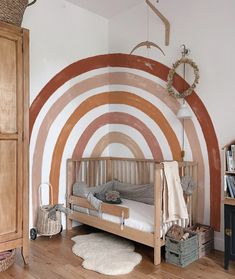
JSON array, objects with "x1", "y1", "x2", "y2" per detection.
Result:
[
  {"x1": 102, "y1": 198, "x2": 154, "y2": 233},
  {"x1": 73, "y1": 198, "x2": 188, "y2": 236}
]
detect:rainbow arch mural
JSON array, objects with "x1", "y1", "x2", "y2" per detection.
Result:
[{"x1": 30, "y1": 54, "x2": 221, "y2": 231}]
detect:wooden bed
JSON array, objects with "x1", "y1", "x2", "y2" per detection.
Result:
[{"x1": 66, "y1": 157, "x2": 197, "y2": 265}]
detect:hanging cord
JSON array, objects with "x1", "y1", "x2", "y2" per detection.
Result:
[
  {"x1": 146, "y1": 2, "x2": 150, "y2": 58},
  {"x1": 180, "y1": 45, "x2": 190, "y2": 161},
  {"x1": 130, "y1": 0, "x2": 165, "y2": 56}
]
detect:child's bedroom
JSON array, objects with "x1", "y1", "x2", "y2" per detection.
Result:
[{"x1": 0, "y1": 0, "x2": 234, "y2": 278}]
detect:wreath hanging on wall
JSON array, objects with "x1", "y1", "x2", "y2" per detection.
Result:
[{"x1": 166, "y1": 57, "x2": 200, "y2": 99}]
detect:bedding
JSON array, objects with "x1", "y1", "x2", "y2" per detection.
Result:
[
  {"x1": 102, "y1": 199, "x2": 154, "y2": 233},
  {"x1": 103, "y1": 199, "x2": 188, "y2": 236},
  {"x1": 113, "y1": 182, "x2": 154, "y2": 205},
  {"x1": 71, "y1": 167, "x2": 188, "y2": 236},
  {"x1": 72, "y1": 180, "x2": 154, "y2": 206},
  {"x1": 73, "y1": 181, "x2": 114, "y2": 210},
  {"x1": 73, "y1": 197, "x2": 188, "y2": 236}
]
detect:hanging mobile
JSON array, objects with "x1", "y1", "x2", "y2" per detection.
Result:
[{"x1": 130, "y1": 0, "x2": 167, "y2": 56}]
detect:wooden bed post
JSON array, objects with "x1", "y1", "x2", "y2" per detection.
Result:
[
  {"x1": 66, "y1": 160, "x2": 76, "y2": 230},
  {"x1": 154, "y1": 165, "x2": 162, "y2": 265}
]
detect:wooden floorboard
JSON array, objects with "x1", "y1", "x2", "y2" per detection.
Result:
[{"x1": 0, "y1": 225, "x2": 235, "y2": 278}]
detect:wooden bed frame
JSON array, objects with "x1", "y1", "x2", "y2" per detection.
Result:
[{"x1": 66, "y1": 157, "x2": 197, "y2": 265}]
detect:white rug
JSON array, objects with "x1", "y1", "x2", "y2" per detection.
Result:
[{"x1": 71, "y1": 232, "x2": 142, "y2": 275}]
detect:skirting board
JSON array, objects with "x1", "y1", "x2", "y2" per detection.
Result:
[
  {"x1": 62, "y1": 214, "x2": 82, "y2": 228},
  {"x1": 214, "y1": 236, "x2": 224, "y2": 252}
]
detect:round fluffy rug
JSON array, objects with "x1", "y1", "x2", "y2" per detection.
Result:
[{"x1": 71, "y1": 232, "x2": 142, "y2": 275}]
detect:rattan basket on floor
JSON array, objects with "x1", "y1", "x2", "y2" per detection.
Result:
[
  {"x1": 0, "y1": 250, "x2": 15, "y2": 272},
  {"x1": 36, "y1": 205, "x2": 62, "y2": 236},
  {"x1": 30, "y1": 183, "x2": 62, "y2": 240},
  {"x1": 0, "y1": 0, "x2": 36, "y2": 26}
]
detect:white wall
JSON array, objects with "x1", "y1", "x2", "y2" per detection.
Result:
[
  {"x1": 109, "y1": 0, "x2": 235, "y2": 251},
  {"x1": 22, "y1": 0, "x2": 109, "y2": 229},
  {"x1": 109, "y1": 0, "x2": 235, "y2": 148},
  {"x1": 23, "y1": 0, "x2": 109, "y2": 103}
]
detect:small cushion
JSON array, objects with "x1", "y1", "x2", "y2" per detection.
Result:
[
  {"x1": 105, "y1": 191, "x2": 122, "y2": 204},
  {"x1": 95, "y1": 190, "x2": 122, "y2": 204}
]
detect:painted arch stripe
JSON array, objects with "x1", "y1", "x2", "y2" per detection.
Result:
[
  {"x1": 72, "y1": 112, "x2": 163, "y2": 160},
  {"x1": 31, "y1": 74, "x2": 111, "y2": 219},
  {"x1": 29, "y1": 54, "x2": 166, "y2": 133},
  {"x1": 91, "y1": 132, "x2": 145, "y2": 158},
  {"x1": 49, "y1": 92, "x2": 180, "y2": 202}
]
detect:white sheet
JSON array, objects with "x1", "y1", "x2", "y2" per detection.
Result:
[
  {"x1": 102, "y1": 199, "x2": 154, "y2": 233},
  {"x1": 101, "y1": 199, "x2": 188, "y2": 236}
]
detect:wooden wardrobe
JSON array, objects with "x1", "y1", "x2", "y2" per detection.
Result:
[{"x1": 0, "y1": 21, "x2": 29, "y2": 264}]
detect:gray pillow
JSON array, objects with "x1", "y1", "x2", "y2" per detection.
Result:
[
  {"x1": 73, "y1": 180, "x2": 154, "y2": 205},
  {"x1": 73, "y1": 180, "x2": 115, "y2": 197},
  {"x1": 114, "y1": 182, "x2": 154, "y2": 205}
]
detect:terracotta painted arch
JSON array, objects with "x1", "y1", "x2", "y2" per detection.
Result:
[
  {"x1": 91, "y1": 132, "x2": 145, "y2": 158},
  {"x1": 30, "y1": 54, "x2": 221, "y2": 231},
  {"x1": 72, "y1": 112, "x2": 163, "y2": 160},
  {"x1": 31, "y1": 71, "x2": 205, "y2": 224},
  {"x1": 49, "y1": 92, "x2": 180, "y2": 201},
  {"x1": 32, "y1": 109, "x2": 164, "y2": 223}
]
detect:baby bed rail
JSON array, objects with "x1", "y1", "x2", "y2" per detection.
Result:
[{"x1": 69, "y1": 195, "x2": 129, "y2": 218}]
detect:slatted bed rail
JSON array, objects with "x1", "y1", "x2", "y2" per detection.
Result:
[
  {"x1": 67, "y1": 157, "x2": 156, "y2": 189},
  {"x1": 66, "y1": 157, "x2": 198, "y2": 265}
]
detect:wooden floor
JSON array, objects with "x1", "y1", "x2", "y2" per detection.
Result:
[{"x1": 1, "y1": 225, "x2": 235, "y2": 279}]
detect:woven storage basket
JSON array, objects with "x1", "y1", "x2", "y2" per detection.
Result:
[
  {"x1": 0, "y1": 249, "x2": 15, "y2": 272},
  {"x1": 0, "y1": 0, "x2": 36, "y2": 27},
  {"x1": 36, "y1": 206, "x2": 61, "y2": 236},
  {"x1": 36, "y1": 183, "x2": 62, "y2": 236}
]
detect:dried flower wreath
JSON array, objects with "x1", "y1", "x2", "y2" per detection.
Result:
[{"x1": 166, "y1": 57, "x2": 200, "y2": 98}]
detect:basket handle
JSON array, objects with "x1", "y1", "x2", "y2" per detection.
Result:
[
  {"x1": 168, "y1": 238, "x2": 179, "y2": 244},
  {"x1": 38, "y1": 183, "x2": 54, "y2": 206},
  {"x1": 27, "y1": 0, "x2": 37, "y2": 7}
]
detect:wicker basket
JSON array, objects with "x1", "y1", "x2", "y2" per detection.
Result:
[
  {"x1": 0, "y1": 0, "x2": 36, "y2": 27},
  {"x1": 36, "y1": 183, "x2": 62, "y2": 236},
  {"x1": 36, "y1": 205, "x2": 62, "y2": 236},
  {"x1": 0, "y1": 250, "x2": 15, "y2": 272}
]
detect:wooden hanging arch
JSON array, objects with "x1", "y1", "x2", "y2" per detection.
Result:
[
  {"x1": 130, "y1": 41, "x2": 165, "y2": 56},
  {"x1": 146, "y1": 0, "x2": 170, "y2": 46}
]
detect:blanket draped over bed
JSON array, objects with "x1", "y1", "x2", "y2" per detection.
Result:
[{"x1": 162, "y1": 161, "x2": 189, "y2": 224}]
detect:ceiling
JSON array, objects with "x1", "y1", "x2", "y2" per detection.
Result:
[{"x1": 65, "y1": 0, "x2": 143, "y2": 19}]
